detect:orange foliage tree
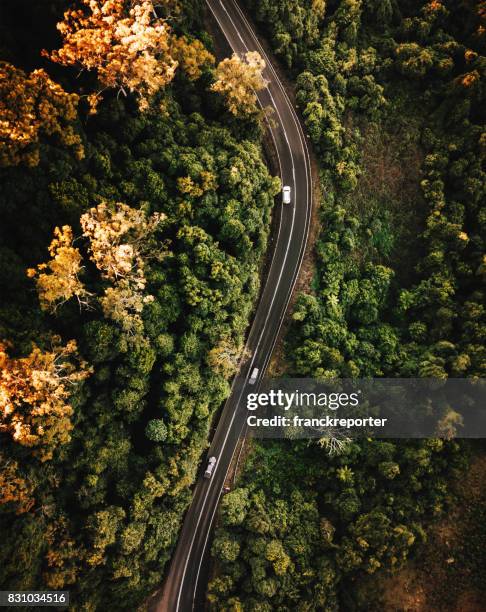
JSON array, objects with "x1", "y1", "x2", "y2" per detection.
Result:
[
  {"x1": 0, "y1": 61, "x2": 83, "y2": 167},
  {"x1": 0, "y1": 338, "x2": 92, "y2": 461},
  {"x1": 45, "y1": 0, "x2": 214, "y2": 111}
]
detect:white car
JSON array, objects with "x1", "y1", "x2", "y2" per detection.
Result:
[
  {"x1": 282, "y1": 185, "x2": 291, "y2": 204},
  {"x1": 204, "y1": 456, "x2": 217, "y2": 479},
  {"x1": 249, "y1": 367, "x2": 259, "y2": 385}
]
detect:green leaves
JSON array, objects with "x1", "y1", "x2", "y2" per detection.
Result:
[{"x1": 145, "y1": 419, "x2": 168, "y2": 442}]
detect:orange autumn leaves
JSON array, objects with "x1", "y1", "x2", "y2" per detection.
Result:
[
  {"x1": 0, "y1": 1, "x2": 267, "y2": 168},
  {"x1": 0, "y1": 338, "x2": 91, "y2": 462},
  {"x1": 44, "y1": 0, "x2": 214, "y2": 112},
  {"x1": 48, "y1": 0, "x2": 266, "y2": 115},
  {"x1": 0, "y1": 62, "x2": 84, "y2": 167},
  {"x1": 1, "y1": 0, "x2": 214, "y2": 167},
  {"x1": 0, "y1": 459, "x2": 35, "y2": 515},
  {"x1": 1, "y1": 282, "x2": 91, "y2": 505}
]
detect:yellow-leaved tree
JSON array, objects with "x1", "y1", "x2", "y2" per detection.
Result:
[
  {"x1": 27, "y1": 225, "x2": 91, "y2": 313},
  {"x1": 29, "y1": 202, "x2": 168, "y2": 340},
  {"x1": 45, "y1": 0, "x2": 214, "y2": 111},
  {"x1": 0, "y1": 338, "x2": 92, "y2": 461},
  {"x1": 79, "y1": 201, "x2": 163, "y2": 282},
  {"x1": 211, "y1": 51, "x2": 267, "y2": 116},
  {"x1": 80, "y1": 201, "x2": 167, "y2": 338},
  {"x1": 0, "y1": 61, "x2": 83, "y2": 167}
]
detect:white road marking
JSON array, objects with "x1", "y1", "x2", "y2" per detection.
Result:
[
  {"x1": 229, "y1": 0, "x2": 313, "y2": 446},
  {"x1": 213, "y1": 0, "x2": 298, "y2": 361}
]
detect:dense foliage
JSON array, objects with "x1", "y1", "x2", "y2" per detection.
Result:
[
  {"x1": 247, "y1": 0, "x2": 485, "y2": 380},
  {"x1": 209, "y1": 0, "x2": 485, "y2": 609},
  {"x1": 0, "y1": 62, "x2": 83, "y2": 167},
  {"x1": 209, "y1": 439, "x2": 465, "y2": 610},
  {"x1": 1, "y1": 0, "x2": 484, "y2": 609},
  {"x1": 0, "y1": 1, "x2": 280, "y2": 609}
]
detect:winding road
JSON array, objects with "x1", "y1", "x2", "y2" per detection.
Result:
[{"x1": 154, "y1": 0, "x2": 313, "y2": 609}]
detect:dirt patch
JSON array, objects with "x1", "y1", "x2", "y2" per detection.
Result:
[
  {"x1": 380, "y1": 568, "x2": 428, "y2": 612},
  {"x1": 351, "y1": 115, "x2": 423, "y2": 214},
  {"x1": 226, "y1": 435, "x2": 254, "y2": 487},
  {"x1": 454, "y1": 591, "x2": 485, "y2": 612}
]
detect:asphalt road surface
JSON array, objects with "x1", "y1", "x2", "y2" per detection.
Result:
[{"x1": 154, "y1": 0, "x2": 313, "y2": 609}]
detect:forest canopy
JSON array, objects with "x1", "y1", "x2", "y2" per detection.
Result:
[{"x1": 0, "y1": 0, "x2": 484, "y2": 610}]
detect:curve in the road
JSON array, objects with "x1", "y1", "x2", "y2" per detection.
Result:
[{"x1": 154, "y1": 1, "x2": 313, "y2": 610}]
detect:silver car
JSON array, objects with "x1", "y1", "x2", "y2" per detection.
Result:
[{"x1": 204, "y1": 456, "x2": 217, "y2": 479}]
